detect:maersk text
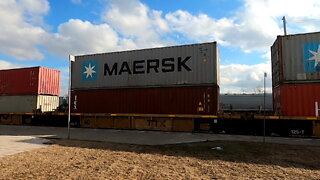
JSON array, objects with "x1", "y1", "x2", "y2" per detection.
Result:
[{"x1": 103, "y1": 56, "x2": 192, "y2": 76}]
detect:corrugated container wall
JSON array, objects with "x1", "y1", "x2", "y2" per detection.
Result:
[
  {"x1": 71, "y1": 42, "x2": 219, "y2": 115},
  {"x1": 71, "y1": 86, "x2": 219, "y2": 115},
  {"x1": 0, "y1": 67, "x2": 60, "y2": 96},
  {"x1": 271, "y1": 32, "x2": 320, "y2": 86},
  {"x1": 273, "y1": 84, "x2": 320, "y2": 116},
  {"x1": 0, "y1": 95, "x2": 59, "y2": 113},
  {"x1": 220, "y1": 94, "x2": 273, "y2": 111},
  {"x1": 38, "y1": 67, "x2": 61, "y2": 95},
  {"x1": 71, "y1": 42, "x2": 219, "y2": 89}
]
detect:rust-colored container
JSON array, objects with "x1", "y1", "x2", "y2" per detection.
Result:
[
  {"x1": 71, "y1": 86, "x2": 219, "y2": 115},
  {"x1": 0, "y1": 67, "x2": 60, "y2": 96},
  {"x1": 273, "y1": 83, "x2": 320, "y2": 116}
]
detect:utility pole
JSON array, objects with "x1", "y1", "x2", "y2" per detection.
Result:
[
  {"x1": 282, "y1": 16, "x2": 287, "y2": 36},
  {"x1": 68, "y1": 55, "x2": 75, "y2": 139},
  {"x1": 263, "y1": 72, "x2": 267, "y2": 143}
]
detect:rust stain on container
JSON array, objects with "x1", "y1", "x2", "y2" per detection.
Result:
[
  {"x1": 273, "y1": 83, "x2": 320, "y2": 116},
  {"x1": 0, "y1": 67, "x2": 60, "y2": 96},
  {"x1": 71, "y1": 86, "x2": 219, "y2": 115}
]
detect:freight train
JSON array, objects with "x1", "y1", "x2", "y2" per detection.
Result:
[{"x1": 0, "y1": 32, "x2": 319, "y2": 137}]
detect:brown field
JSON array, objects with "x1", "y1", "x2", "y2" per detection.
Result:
[{"x1": 0, "y1": 139, "x2": 320, "y2": 180}]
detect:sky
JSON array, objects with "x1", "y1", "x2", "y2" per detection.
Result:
[{"x1": 0, "y1": 0, "x2": 319, "y2": 96}]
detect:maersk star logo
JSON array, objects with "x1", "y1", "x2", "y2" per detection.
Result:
[
  {"x1": 82, "y1": 60, "x2": 98, "y2": 81},
  {"x1": 304, "y1": 42, "x2": 320, "y2": 72},
  {"x1": 308, "y1": 45, "x2": 320, "y2": 69},
  {"x1": 84, "y1": 64, "x2": 96, "y2": 78}
]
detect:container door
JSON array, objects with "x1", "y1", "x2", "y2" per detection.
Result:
[
  {"x1": 204, "y1": 87, "x2": 213, "y2": 114},
  {"x1": 197, "y1": 87, "x2": 217, "y2": 115}
]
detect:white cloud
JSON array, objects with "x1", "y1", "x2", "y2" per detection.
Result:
[
  {"x1": 1, "y1": 0, "x2": 319, "y2": 94},
  {"x1": 165, "y1": 11, "x2": 234, "y2": 45},
  {"x1": 237, "y1": 0, "x2": 320, "y2": 38},
  {"x1": 3, "y1": 0, "x2": 319, "y2": 62},
  {"x1": 220, "y1": 61, "x2": 272, "y2": 93},
  {"x1": 0, "y1": 0, "x2": 47, "y2": 60},
  {"x1": 102, "y1": 0, "x2": 171, "y2": 48},
  {"x1": 19, "y1": 0, "x2": 50, "y2": 26},
  {"x1": 0, "y1": 60, "x2": 20, "y2": 70},
  {"x1": 44, "y1": 19, "x2": 122, "y2": 57},
  {"x1": 261, "y1": 50, "x2": 271, "y2": 59},
  {"x1": 165, "y1": 7, "x2": 281, "y2": 53},
  {"x1": 165, "y1": 0, "x2": 320, "y2": 53},
  {"x1": 263, "y1": 0, "x2": 320, "y2": 33}
]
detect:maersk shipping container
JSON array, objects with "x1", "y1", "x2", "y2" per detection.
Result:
[
  {"x1": 0, "y1": 95, "x2": 59, "y2": 113},
  {"x1": 273, "y1": 83, "x2": 320, "y2": 116},
  {"x1": 271, "y1": 32, "x2": 320, "y2": 86},
  {"x1": 71, "y1": 42, "x2": 219, "y2": 89},
  {"x1": 0, "y1": 67, "x2": 60, "y2": 96},
  {"x1": 71, "y1": 86, "x2": 219, "y2": 115}
]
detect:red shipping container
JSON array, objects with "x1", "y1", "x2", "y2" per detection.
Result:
[
  {"x1": 0, "y1": 67, "x2": 60, "y2": 96},
  {"x1": 273, "y1": 83, "x2": 320, "y2": 116},
  {"x1": 71, "y1": 86, "x2": 219, "y2": 115}
]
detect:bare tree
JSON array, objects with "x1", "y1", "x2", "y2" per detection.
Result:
[{"x1": 253, "y1": 86, "x2": 263, "y2": 94}]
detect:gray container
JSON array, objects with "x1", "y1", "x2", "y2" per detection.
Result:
[
  {"x1": 271, "y1": 32, "x2": 320, "y2": 86},
  {"x1": 220, "y1": 94, "x2": 273, "y2": 111},
  {"x1": 0, "y1": 95, "x2": 59, "y2": 113},
  {"x1": 71, "y1": 42, "x2": 219, "y2": 90}
]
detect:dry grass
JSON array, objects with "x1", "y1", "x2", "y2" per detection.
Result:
[{"x1": 0, "y1": 139, "x2": 320, "y2": 180}]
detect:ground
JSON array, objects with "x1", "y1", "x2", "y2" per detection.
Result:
[{"x1": 0, "y1": 139, "x2": 319, "y2": 180}]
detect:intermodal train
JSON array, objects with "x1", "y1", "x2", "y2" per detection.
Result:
[{"x1": 0, "y1": 32, "x2": 319, "y2": 137}]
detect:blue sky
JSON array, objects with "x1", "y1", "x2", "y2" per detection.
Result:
[{"x1": 0, "y1": 0, "x2": 319, "y2": 95}]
